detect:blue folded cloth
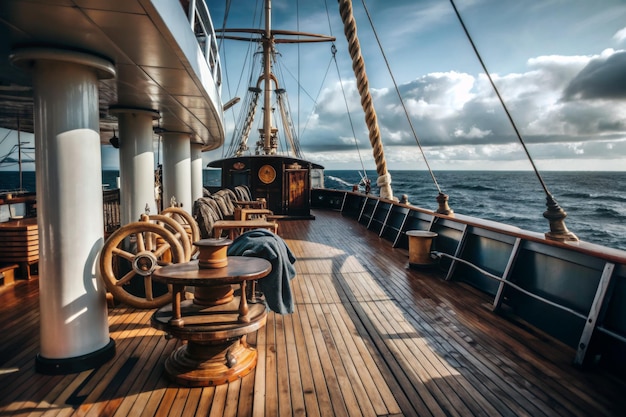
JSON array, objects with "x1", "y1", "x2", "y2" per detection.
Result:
[{"x1": 227, "y1": 229, "x2": 297, "y2": 314}]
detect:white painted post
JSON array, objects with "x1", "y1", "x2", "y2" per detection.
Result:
[
  {"x1": 110, "y1": 108, "x2": 160, "y2": 223},
  {"x1": 190, "y1": 142, "x2": 204, "y2": 203},
  {"x1": 10, "y1": 48, "x2": 116, "y2": 373},
  {"x1": 162, "y1": 132, "x2": 192, "y2": 214}
]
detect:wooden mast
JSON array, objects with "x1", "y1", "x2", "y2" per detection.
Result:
[
  {"x1": 217, "y1": 1, "x2": 334, "y2": 157},
  {"x1": 262, "y1": 0, "x2": 273, "y2": 155}
]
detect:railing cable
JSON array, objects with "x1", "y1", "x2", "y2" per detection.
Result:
[
  {"x1": 359, "y1": 0, "x2": 442, "y2": 195},
  {"x1": 331, "y1": 44, "x2": 369, "y2": 178},
  {"x1": 449, "y1": 0, "x2": 577, "y2": 241}
]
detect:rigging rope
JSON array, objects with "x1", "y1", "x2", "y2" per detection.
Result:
[
  {"x1": 299, "y1": 53, "x2": 333, "y2": 139},
  {"x1": 338, "y1": 0, "x2": 393, "y2": 200},
  {"x1": 449, "y1": 0, "x2": 577, "y2": 241},
  {"x1": 330, "y1": 44, "x2": 369, "y2": 181},
  {"x1": 276, "y1": 93, "x2": 295, "y2": 155},
  {"x1": 359, "y1": 0, "x2": 442, "y2": 195},
  {"x1": 323, "y1": 0, "x2": 368, "y2": 178},
  {"x1": 272, "y1": 54, "x2": 301, "y2": 157},
  {"x1": 219, "y1": 1, "x2": 263, "y2": 158}
]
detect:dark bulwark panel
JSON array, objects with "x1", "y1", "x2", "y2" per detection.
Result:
[{"x1": 209, "y1": 155, "x2": 323, "y2": 219}]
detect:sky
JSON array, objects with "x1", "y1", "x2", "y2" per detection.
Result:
[
  {"x1": 207, "y1": 0, "x2": 626, "y2": 171},
  {"x1": 2, "y1": 0, "x2": 626, "y2": 172}
]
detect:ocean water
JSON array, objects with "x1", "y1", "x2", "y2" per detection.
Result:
[
  {"x1": 325, "y1": 170, "x2": 626, "y2": 252},
  {"x1": 2, "y1": 169, "x2": 624, "y2": 251}
]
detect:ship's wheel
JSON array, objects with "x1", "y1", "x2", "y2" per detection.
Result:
[
  {"x1": 146, "y1": 213, "x2": 193, "y2": 262},
  {"x1": 99, "y1": 219, "x2": 186, "y2": 309},
  {"x1": 160, "y1": 206, "x2": 201, "y2": 256}
]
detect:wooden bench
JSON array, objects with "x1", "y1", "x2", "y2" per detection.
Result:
[
  {"x1": 234, "y1": 199, "x2": 267, "y2": 209},
  {"x1": 0, "y1": 264, "x2": 18, "y2": 286},
  {"x1": 234, "y1": 207, "x2": 274, "y2": 221},
  {"x1": 212, "y1": 219, "x2": 278, "y2": 240},
  {"x1": 0, "y1": 218, "x2": 38, "y2": 280}
]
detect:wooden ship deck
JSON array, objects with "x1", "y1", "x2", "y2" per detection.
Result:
[{"x1": 1, "y1": 209, "x2": 625, "y2": 416}]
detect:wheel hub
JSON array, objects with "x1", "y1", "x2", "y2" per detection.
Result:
[{"x1": 133, "y1": 251, "x2": 159, "y2": 276}]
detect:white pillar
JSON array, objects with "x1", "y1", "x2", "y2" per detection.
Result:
[
  {"x1": 162, "y1": 132, "x2": 192, "y2": 214},
  {"x1": 110, "y1": 108, "x2": 160, "y2": 224},
  {"x1": 10, "y1": 48, "x2": 116, "y2": 373},
  {"x1": 190, "y1": 142, "x2": 204, "y2": 202}
]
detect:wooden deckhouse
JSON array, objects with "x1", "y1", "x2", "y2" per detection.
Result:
[{"x1": 208, "y1": 156, "x2": 323, "y2": 219}]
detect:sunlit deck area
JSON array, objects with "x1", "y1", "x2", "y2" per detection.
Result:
[{"x1": 1, "y1": 209, "x2": 625, "y2": 416}]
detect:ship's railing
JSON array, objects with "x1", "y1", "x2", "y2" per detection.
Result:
[
  {"x1": 311, "y1": 188, "x2": 626, "y2": 380},
  {"x1": 103, "y1": 189, "x2": 120, "y2": 237},
  {"x1": 184, "y1": 0, "x2": 222, "y2": 87}
]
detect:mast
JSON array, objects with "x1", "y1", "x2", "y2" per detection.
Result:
[
  {"x1": 262, "y1": 0, "x2": 273, "y2": 154},
  {"x1": 216, "y1": 1, "x2": 334, "y2": 158}
]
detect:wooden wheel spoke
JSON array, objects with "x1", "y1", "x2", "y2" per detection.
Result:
[
  {"x1": 153, "y1": 242, "x2": 171, "y2": 258},
  {"x1": 112, "y1": 247, "x2": 135, "y2": 262},
  {"x1": 136, "y1": 232, "x2": 146, "y2": 252},
  {"x1": 99, "y1": 219, "x2": 185, "y2": 309},
  {"x1": 145, "y1": 231, "x2": 154, "y2": 252},
  {"x1": 116, "y1": 269, "x2": 137, "y2": 286},
  {"x1": 144, "y1": 276, "x2": 154, "y2": 301}
]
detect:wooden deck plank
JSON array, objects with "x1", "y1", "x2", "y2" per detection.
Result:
[
  {"x1": 352, "y1": 239, "x2": 564, "y2": 415},
  {"x1": 195, "y1": 388, "x2": 215, "y2": 417},
  {"x1": 287, "y1": 305, "x2": 321, "y2": 417},
  {"x1": 362, "y1": 285, "x2": 477, "y2": 415},
  {"x1": 332, "y1": 303, "x2": 402, "y2": 415},
  {"x1": 263, "y1": 313, "x2": 279, "y2": 416},
  {"x1": 274, "y1": 314, "x2": 293, "y2": 417},
  {"x1": 292, "y1": 304, "x2": 333, "y2": 417},
  {"x1": 361, "y1": 261, "x2": 562, "y2": 416},
  {"x1": 282, "y1": 313, "x2": 306, "y2": 416},
  {"x1": 1, "y1": 209, "x2": 625, "y2": 416},
  {"x1": 207, "y1": 384, "x2": 228, "y2": 417},
  {"x1": 251, "y1": 319, "x2": 266, "y2": 417},
  {"x1": 110, "y1": 334, "x2": 174, "y2": 417},
  {"x1": 311, "y1": 302, "x2": 365, "y2": 416},
  {"x1": 223, "y1": 378, "x2": 241, "y2": 417},
  {"x1": 307, "y1": 266, "x2": 384, "y2": 416},
  {"x1": 321, "y1": 303, "x2": 385, "y2": 417},
  {"x1": 361, "y1": 253, "x2": 605, "y2": 417}
]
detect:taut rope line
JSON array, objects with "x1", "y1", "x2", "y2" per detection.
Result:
[
  {"x1": 359, "y1": 0, "x2": 442, "y2": 196},
  {"x1": 449, "y1": 0, "x2": 577, "y2": 241}
]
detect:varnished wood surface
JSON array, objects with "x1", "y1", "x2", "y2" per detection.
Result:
[
  {"x1": 152, "y1": 257, "x2": 272, "y2": 285},
  {"x1": 0, "y1": 209, "x2": 625, "y2": 416}
]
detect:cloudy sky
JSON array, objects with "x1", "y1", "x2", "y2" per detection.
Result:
[{"x1": 207, "y1": 0, "x2": 626, "y2": 171}]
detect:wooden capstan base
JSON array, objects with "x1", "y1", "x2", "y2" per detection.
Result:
[
  {"x1": 164, "y1": 336, "x2": 258, "y2": 387},
  {"x1": 152, "y1": 296, "x2": 268, "y2": 387},
  {"x1": 151, "y1": 255, "x2": 271, "y2": 387}
]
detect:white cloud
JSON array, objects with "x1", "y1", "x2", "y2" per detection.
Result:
[
  {"x1": 613, "y1": 27, "x2": 626, "y2": 43},
  {"x1": 453, "y1": 126, "x2": 491, "y2": 139},
  {"x1": 300, "y1": 48, "x2": 626, "y2": 171}
]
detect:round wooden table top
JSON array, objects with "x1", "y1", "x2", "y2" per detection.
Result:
[{"x1": 152, "y1": 256, "x2": 272, "y2": 286}]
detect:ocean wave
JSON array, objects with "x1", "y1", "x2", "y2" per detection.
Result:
[
  {"x1": 561, "y1": 192, "x2": 626, "y2": 203},
  {"x1": 561, "y1": 191, "x2": 592, "y2": 199},
  {"x1": 594, "y1": 207, "x2": 625, "y2": 219},
  {"x1": 449, "y1": 184, "x2": 498, "y2": 192},
  {"x1": 325, "y1": 175, "x2": 357, "y2": 188}
]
